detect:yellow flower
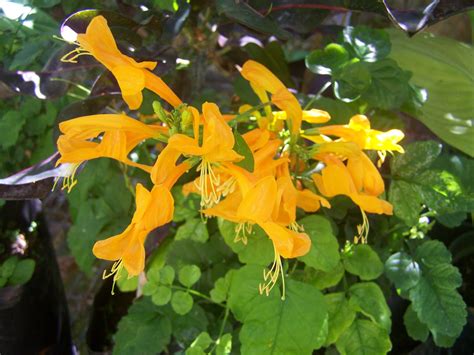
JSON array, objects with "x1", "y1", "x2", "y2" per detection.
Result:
[
  {"x1": 241, "y1": 60, "x2": 302, "y2": 135},
  {"x1": 63, "y1": 16, "x2": 182, "y2": 109},
  {"x1": 57, "y1": 114, "x2": 165, "y2": 172},
  {"x1": 153, "y1": 102, "x2": 243, "y2": 208},
  {"x1": 312, "y1": 156, "x2": 392, "y2": 215},
  {"x1": 319, "y1": 114, "x2": 404, "y2": 165},
  {"x1": 204, "y1": 166, "x2": 310, "y2": 297},
  {"x1": 93, "y1": 183, "x2": 174, "y2": 293}
]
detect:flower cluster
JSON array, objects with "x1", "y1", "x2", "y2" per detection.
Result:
[{"x1": 57, "y1": 16, "x2": 404, "y2": 296}]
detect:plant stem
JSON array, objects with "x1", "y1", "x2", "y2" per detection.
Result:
[
  {"x1": 304, "y1": 81, "x2": 332, "y2": 110},
  {"x1": 171, "y1": 285, "x2": 226, "y2": 308},
  {"x1": 229, "y1": 101, "x2": 273, "y2": 126}
]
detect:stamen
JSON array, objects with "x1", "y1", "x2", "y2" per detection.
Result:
[
  {"x1": 102, "y1": 259, "x2": 124, "y2": 295},
  {"x1": 289, "y1": 222, "x2": 304, "y2": 232},
  {"x1": 217, "y1": 176, "x2": 236, "y2": 198},
  {"x1": 377, "y1": 150, "x2": 387, "y2": 168},
  {"x1": 354, "y1": 208, "x2": 369, "y2": 244},
  {"x1": 53, "y1": 163, "x2": 81, "y2": 193},
  {"x1": 60, "y1": 46, "x2": 92, "y2": 63},
  {"x1": 196, "y1": 159, "x2": 222, "y2": 208},
  {"x1": 234, "y1": 222, "x2": 253, "y2": 245},
  {"x1": 259, "y1": 245, "x2": 286, "y2": 300}
]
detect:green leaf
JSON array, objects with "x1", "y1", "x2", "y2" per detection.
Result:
[
  {"x1": 218, "y1": 219, "x2": 273, "y2": 265},
  {"x1": 0, "y1": 111, "x2": 26, "y2": 149},
  {"x1": 298, "y1": 215, "x2": 340, "y2": 272},
  {"x1": 9, "y1": 259, "x2": 35, "y2": 286},
  {"x1": 390, "y1": 30, "x2": 474, "y2": 156},
  {"x1": 188, "y1": 332, "x2": 213, "y2": 352},
  {"x1": 228, "y1": 265, "x2": 329, "y2": 354},
  {"x1": 324, "y1": 293, "x2": 356, "y2": 346},
  {"x1": 415, "y1": 240, "x2": 452, "y2": 267},
  {"x1": 216, "y1": 333, "x2": 232, "y2": 355},
  {"x1": 163, "y1": 304, "x2": 209, "y2": 345},
  {"x1": 1, "y1": 256, "x2": 18, "y2": 278},
  {"x1": 305, "y1": 262, "x2": 345, "y2": 290},
  {"x1": 216, "y1": 0, "x2": 290, "y2": 40},
  {"x1": 176, "y1": 218, "x2": 209, "y2": 243},
  {"x1": 343, "y1": 244, "x2": 383, "y2": 280},
  {"x1": 409, "y1": 262, "x2": 466, "y2": 338},
  {"x1": 117, "y1": 268, "x2": 138, "y2": 292},
  {"x1": 210, "y1": 270, "x2": 234, "y2": 303},
  {"x1": 403, "y1": 305, "x2": 429, "y2": 342},
  {"x1": 361, "y1": 59, "x2": 411, "y2": 110},
  {"x1": 113, "y1": 298, "x2": 171, "y2": 355},
  {"x1": 334, "y1": 61, "x2": 372, "y2": 102},
  {"x1": 343, "y1": 26, "x2": 391, "y2": 62},
  {"x1": 384, "y1": 252, "x2": 421, "y2": 291},
  {"x1": 348, "y1": 282, "x2": 391, "y2": 331},
  {"x1": 9, "y1": 42, "x2": 44, "y2": 70},
  {"x1": 160, "y1": 265, "x2": 175, "y2": 285},
  {"x1": 388, "y1": 180, "x2": 423, "y2": 226},
  {"x1": 336, "y1": 319, "x2": 392, "y2": 355},
  {"x1": 178, "y1": 265, "x2": 202, "y2": 288},
  {"x1": 143, "y1": 282, "x2": 159, "y2": 296},
  {"x1": 432, "y1": 330, "x2": 457, "y2": 348},
  {"x1": 233, "y1": 130, "x2": 255, "y2": 172},
  {"x1": 172, "y1": 187, "x2": 200, "y2": 222},
  {"x1": 306, "y1": 44, "x2": 350, "y2": 75},
  {"x1": 391, "y1": 141, "x2": 442, "y2": 179},
  {"x1": 151, "y1": 286, "x2": 172, "y2": 306},
  {"x1": 171, "y1": 291, "x2": 194, "y2": 315}
]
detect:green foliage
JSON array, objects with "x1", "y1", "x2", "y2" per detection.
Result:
[
  {"x1": 113, "y1": 297, "x2": 172, "y2": 355},
  {"x1": 298, "y1": 215, "x2": 340, "y2": 271},
  {"x1": 178, "y1": 264, "x2": 202, "y2": 288},
  {"x1": 176, "y1": 218, "x2": 209, "y2": 243},
  {"x1": 403, "y1": 305, "x2": 429, "y2": 342},
  {"x1": 324, "y1": 293, "x2": 356, "y2": 346},
  {"x1": 390, "y1": 30, "x2": 474, "y2": 156},
  {"x1": 67, "y1": 160, "x2": 133, "y2": 274},
  {"x1": 171, "y1": 290, "x2": 194, "y2": 315},
  {"x1": 306, "y1": 26, "x2": 416, "y2": 111},
  {"x1": 0, "y1": 256, "x2": 35, "y2": 287},
  {"x1": 385, "y1": 240, "x2": 467, "y2": 346},
  {"x1": 228, "y1": 265, "x2": 328, "y2": 354},
  {"x1": 389, "y1": 141, "x2": 474, "y2": 226},
  {"x1": 233, "y1": 130, "x2": 255, "y2": 172},
  {"x1": 336, "y1": 319, "x2": 392, "y2": 355},
  {"x1": 343, "y1": 244, "x2": 384, "y2": 280}
]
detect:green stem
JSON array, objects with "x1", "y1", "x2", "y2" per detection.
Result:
[
  {"x1": 209, "y1": 307, "x2": 230, "y2": 353},
  {"x1": 171, "y1": 285, "x2": 226, "y2": 308},
  {"x1": 229, "y1": 101, "x2": 273, "y2": 126},
  {"x1": 304, "y1": 81, "x2": 332, "y2": 110}
]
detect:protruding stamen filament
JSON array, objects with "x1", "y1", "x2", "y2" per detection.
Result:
[
  {"x1": 354, "y1": 208, "x2": 369, "y2": 244},
  {"x1": 259, "y1": 245, "x2": 286, "y2": 300},
  {"x1": 61, "y1": 46, "x2": 92, "y2": 63},
  {"x1": 196, "y1": 159, "x2": 222, "y2": 208},
  {"x1": 53, "y1": 163, "x2": 81, "y2": 193},
  {"x1": 288, "y1": 222, "x2": 304, "y2": 232},
  {"x1": 217, "y1": 176, "x2": 236, "y2": 198},
  {"x1": 102, "y1": 259, "x2": 124, "y2": 295},
  {"x1": 234, "y1": 222, "x2": 253, "y2": 245},
  {"x1": 377, "y1": 150, "x2": 387, "y2": 168}
]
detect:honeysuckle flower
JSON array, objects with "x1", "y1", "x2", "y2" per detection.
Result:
[
  {"x1": 347, "y1": 152, "x2": 385, "y2": 196},
  {"x1": 241, "y1": 60, "x2": 302, "y2": 135},
  {"x1": 204, "y1": 165, "x2": 310, "y2": 298},
  {"x1": 153, "y1": 102, "x2": 243, "y2": 208},
  {"x1": 312, "y1": 156, "x2": 392, "y2": 215},
  {"x1": 318, "y1": 114, "x2": 404, "y2": 165},
  {"x1": 93, "y1": 183, "x2": 174, "y2": 293},
  {"x1": 57, "y1": 114, "x2": 165, "y2": 173},
  {"x1": 273, "y1": 108, "x2": 331, "y2": 124},
  {"x1": 62, "y1": 15, "x2": 182, "y2": 110}
]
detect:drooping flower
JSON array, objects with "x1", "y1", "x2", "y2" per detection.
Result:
[
  {"x1": 204, "y1": 165, "x2": 310, "y2": 298},
  {"x1": 62, "y1": 15, "x2": 182, "y2": 109},
  {"x1": 93, "y1": 183, "x2": 174, "y2": 293},
  {"x1": 241, "y1": 60, "x2": 303, "y2": 136}
]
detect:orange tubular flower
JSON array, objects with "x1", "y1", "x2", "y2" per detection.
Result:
[
  {"x1": 57, "y1": 114, "x2": 165, "y2": 174},
  {"x1": 153, "y1": 102, "x2": 243, "y2": 208},
  {"x1": 63, "y1": 15, "x2": 181, "y2": 110},
  {"x1": 312, "y1": 156, "x2": 392, "y2": 215},
  {"x1": 93, "y1": 183, "x2": 174, "y2": 293},
  {"x1": 204, "y1": 166, "x2": 310, "y2": 298},
  {"x1": 241, "y1": 60, "x2": 302, "y2": 135}
]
